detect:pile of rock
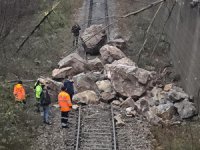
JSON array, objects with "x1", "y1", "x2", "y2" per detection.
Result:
[
  {"x1": 39, "y1": 24, "x2": 197, "y2": 125},
  {"x1": 115, "y1": 84, "x2": 197, "y2": 125}
]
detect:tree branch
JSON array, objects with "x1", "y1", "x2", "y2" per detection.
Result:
[
  {"x1": 121, "y1": 0, "x2": 165, "y2": 18},
  {"x1": 137, "y1": 2, "x2": 164, "y2": 64},
  {"x1": 16, "y1": 1, "x2": 61, "y2": 53},
  {"x1": 150, "y1": 1, "x2": 176, "y2": 58}
]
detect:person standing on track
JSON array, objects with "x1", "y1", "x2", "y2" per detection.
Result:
[
  {"x1": 58, "y1": 86, "x2": 72, "y2": 128},
  {"x1": 40, "y1": 85, "x2": 51, "y2": 125},
  {"x1": 13, "y1": 80, "x2": 26, "y2": 105},
  {"x1": 71, "y1": 23, "x2": 81, "y2": 47},
  {"x1": 63, "y1": 77, "x2": 74, "y2": 100}
]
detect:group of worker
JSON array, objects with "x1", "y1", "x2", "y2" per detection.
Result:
[
  {"x1": 12, "y1": 23, "x2": 81, "y2": 128},
  {"x1": 13, "y1": 79, "x2": 75, "y2": 128}
]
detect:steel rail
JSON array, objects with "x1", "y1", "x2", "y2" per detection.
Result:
[
  {"x1": 104, "y1": 0, "x2": 110, "y2": 41},
  {"x1": 87, "y1": 0, "x2": 93, "y2": 27},
  {"x1": 74, "y1": 0, "x2": 116, "y2": 149},
  {"x1": 75, "y1": 106, "x2": 81, "y2": 150},
  {"x1": 111, "y1": 104, "x2": 117, "y2": 150}
]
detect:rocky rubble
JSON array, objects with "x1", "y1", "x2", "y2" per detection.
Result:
[
  {"x1": 43, "y1": 25, "x2": 197, "y2": 125},
  {"x1": 32, "y1": 24, "x2": 199, "y2": 150},
  {"x1": 72, "y1": 30, "x2": 197, "y2": 124}
]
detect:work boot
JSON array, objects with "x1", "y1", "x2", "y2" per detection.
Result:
[
  {"x1": 44, "y1": 121, "x2": 51, "y2": 125},
  {"x1": 62, "y1": 125, "x2": 69, "y2": 128}
]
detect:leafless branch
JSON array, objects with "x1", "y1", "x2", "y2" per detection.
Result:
[
  {"x1": 150, "y1": 1, "x2": 176, "y2": 58},
  {"x1": 16, "y1": 1, "x2": 61, "y2": 53},
  {"x1": 137, "y1": 2, "x2": 164, "y2": 64}
]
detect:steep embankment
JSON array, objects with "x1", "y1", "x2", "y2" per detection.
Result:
[{"x1": 0, "y1": 1, "x2": 82, "y2": 149}]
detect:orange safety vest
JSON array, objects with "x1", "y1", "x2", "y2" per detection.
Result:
[
  {"x1": 13, "y1": 84, "x2": 26, "y2": 101},
  {"x1": 58, "y1": 91, "x2": 72, "y2": 112}
]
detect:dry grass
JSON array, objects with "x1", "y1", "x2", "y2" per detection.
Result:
[
  {"x1": 0, "y1": 0, "x2": 83, "y2": 149},
  {"x1": 0, "y1": 0, "x2": 83, "y2": 81},
  {"x1": 115, "y1": 0, "x2": 171, "y2": 71},
  {"x1": 152, "y1": 121, "x2": 200, "y2": 150}
]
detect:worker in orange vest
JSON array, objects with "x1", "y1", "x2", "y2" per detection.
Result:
[
  {"x1": 13, "y1": 81, "x2": 26, "y2": 104},
  {"x1": 58, "y1": 86, "x2": 72, "y2": 128}
]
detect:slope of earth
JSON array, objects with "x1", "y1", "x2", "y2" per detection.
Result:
[{"x1": 0, "y1": 1, "x2": 82, "y2": 149}]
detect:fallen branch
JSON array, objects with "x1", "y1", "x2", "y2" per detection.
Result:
[
  {"x1": 137, "y1": 2, "x2": 164, "y2": 63},
  {"x1": 6, "y1": 80, "x2": 36, "y2": 83},
  {"x1": 16, "y1": 2, "x2": 61, "y2": 53},
  {"x1": 121, "y1": 0, "x2": 165, "y2": 18},
  {"x1": 150, "y1": 1, "x2": 176, "y2": 58}
]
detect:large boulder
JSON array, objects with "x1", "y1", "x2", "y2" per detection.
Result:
[
  {"x1": 87, "y1": 58, "x2": 103, "y2": 71},
  {"x1": 96, "y1": 80, "x2": 113, "y2": 93},
  {"x1": 174, "y1": 99, "x2": 197, "y2": 119},
  {"x1": 100, "y1": 45, "x2": 126, "y2": 64},
  {"x1": 81, "y1": 24, "x2": 107, "y2": 55},
  {"x1": 85, "y1": 71, "x2": 106, "y2": 81},
  {"x1": 38, "y1": 77, "x2": 62, "y2": 92},
  {"x1": 73, "y1": 72, "x2": 100, "y2": 94},
  {"x1": 100, "y1": 91, "x2": 116, "y2": 103},
  {"x1": 104, "y1": 61, "x2": 151, "y2": 97},
  {"x1": 73, "y1": 90, "x2": 99, "y2": 104},
  {"x1": 38, "y1": 77, "x2": 63, "y2": 101},
  {"x1": 58, "y1": 53, "x2": 88, "y2": 76},
  {"x1": 52, "y1": 67, "x2": 72, "y2": 79}
]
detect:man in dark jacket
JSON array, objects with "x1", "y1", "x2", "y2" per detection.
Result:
[
  {"x1": 71, "y1": 23, "x2": 81, "y2": 47},
  {"x1": 64, "y1": 79, "x2": 74, "y2": 100},
  {"x1": 40, "y1": 85, "x2": 51, "y2": 125}
]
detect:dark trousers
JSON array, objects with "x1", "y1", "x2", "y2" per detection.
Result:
[
  {"x1": 73, "y1": 35, "x2": 79, "y2": 46},
  {"x1": 61, "y1": 111, "x2": 69, "y2": 128},
  {"x1": 36, "y1": 98, "x2": 40, "y2": 112}
]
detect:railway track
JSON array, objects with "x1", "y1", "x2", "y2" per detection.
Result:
[
  {"x1": 87, "y1": 0, "x2": 110, "y2": 39},
  {"x1": 75, "y1": 104, "x2": 117, "y2": 150},
  {"x1": 65, "y1": 0, "x2": 117, "y2": 149},
  {"x1": 87, "y1": 0, "x2": 109, "y2": 27},
  {"x1": 64, "y1": 110, "x2": 79, "y2": 149}
]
